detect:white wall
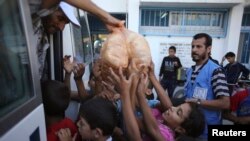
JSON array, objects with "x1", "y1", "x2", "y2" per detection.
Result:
[
  {"x1": 91, "y1": 0, "x2": 245, "y2": 74},
  {"x1": 225, "y1": 4, "x2": 244, "y2": 58},
  {"x1": 92, "y1": 0, "x2": 127, "y2": 12}
]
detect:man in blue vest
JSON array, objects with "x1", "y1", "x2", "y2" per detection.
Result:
[{"x1": 184, "y1": 33, "x2": 230, "y2": 141}]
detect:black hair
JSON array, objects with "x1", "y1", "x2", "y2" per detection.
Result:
[
  {"x1": 225, "y1": 52, "x2": 235, "y2": 58},
  {"x1": 79, "y1": 97, "x2": 118, "y2": 136},
  {"x1": 169, "y1": 46, "x2": 176, "y2": 52},
  {"x1": 193, "y1": 33, "x2": 212, "y2": 48},
  {"x1": 41, "y1": 80, "x2": 70, "y2": 117},
  {"x1": 180, "y1": 103, "x2": 205, "y2": 138}
]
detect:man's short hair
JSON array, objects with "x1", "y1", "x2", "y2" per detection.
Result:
[
  {"x1": 225, "y1": 52, "x2": 235, "y2": 58},
  {"x1": 169, "y1": 46, "x2": 176, "y2": 52},
  {"x1": 193, "y1": 33, "x2": 212, "y2": 47}
]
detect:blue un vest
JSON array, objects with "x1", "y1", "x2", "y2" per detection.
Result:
[{"x1": 184, "y1": 60, "x2": 221, "y2": 139}]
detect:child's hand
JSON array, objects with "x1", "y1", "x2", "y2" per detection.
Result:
[
  {"x1": 137, "y1": 73, "x2": 148, "y2": 96},
  {"x1": 63, "y1": 55, "x2": 75, "y2": 74},
  {"x1": 92, "y1": 59, "x2": 102, "y2": 78},
  {"x1": 148, "y1": 61, "x2": 155, "y2": 77},
  {"x1": 109, "y1": 67, "x2": 135, "y2": 96},
  {"x1": 73, "y1": 63, "x2": 85, "y2": 80},
  {"x1": 57, "y1": 128, "x2": 76, "y2": 141}
]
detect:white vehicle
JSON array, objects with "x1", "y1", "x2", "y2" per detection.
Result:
[{"x1": 0, "y1": 0, "x2": 112, "y2": 140}]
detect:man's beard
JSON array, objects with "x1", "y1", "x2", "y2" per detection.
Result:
[{"x1": 192, "y1": 52, "x2": 206, "y2": 62}]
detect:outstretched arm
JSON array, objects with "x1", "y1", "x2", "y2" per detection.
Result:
[
  {"x1": 137, "y1": 73, "x2": 165, "y2": 141},
  {"x1": 63, "y1": 55, "x2": 74, "y2": 90},
  {"x1": 41, "y1": 0, "x2": 124, "y2": 32},
  {"x1": 109, "y1": 67, "x2": 142, "y2": 141},
  {"x1": 73, "y1": 63, "x2": 88, "y2": 101},
  {"x1": 149, "y1": 61, "x2": 172, "y2": 112}
]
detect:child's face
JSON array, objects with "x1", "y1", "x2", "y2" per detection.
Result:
[
  {"x1": 168, "y1": 49, "x2": 176, "y2": 57},
  {"x1": 77, "y1": 116, "x2": 94, "y2": 140},
  {"x1": 162, "y1": 103, "x2": 191, "y2": 129},
  {"x1": 226, "y1": 57, "x2": 235, "y2": 64}
]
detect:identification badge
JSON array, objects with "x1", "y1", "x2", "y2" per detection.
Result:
[{"x1": 193, "y1": 87, "x2": 207, "y2": 100}]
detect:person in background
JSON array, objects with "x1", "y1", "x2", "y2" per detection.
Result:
[
  {"x1": 220, "y1": 51, "x2": 250, "y2": 94},
  {"x1": 41, "y1": 80, "x2": 81, "y2": 141},
  {"x1": 57, "y1": 97, "x2": 118, "y2": 141},
  {"x1": 30, "y1": 0, "x2": 124, "y2": 79},
  {"x1": 159, "y1": 46, "x2": 182, "y2": 98},
  {"x1": 223, "y1": 88, "x2": 250, "y2": 124},
  {"x1": 184, "y1": 33, "x2": 230, "y2": 141}
]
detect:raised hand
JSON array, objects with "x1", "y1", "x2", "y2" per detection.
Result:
[
  {"x1": 137, "y1": 73, "x2": 148, "y2": 97},
  {"x1": 57, "y1": 128, "x2": 76, "y2": 141},
  {"x1": 148, "y1": 60, "x2": 155, "y2": 77},
  {"x1": 109, "y1": 67, "x2": 134, "y2": 96},
  {"x1": 73, "y1": 63, "x2": 85, "y2": 80},
  {"x1": 63, "y1": 55, "x2": 75, "y2": 74}
]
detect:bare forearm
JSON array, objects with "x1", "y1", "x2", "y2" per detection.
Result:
[
  {"x1": 65, "y1": 0, "x2": 111, "y2": 23},
  {"x1": 149, "y1": 74, "x2": 172, "y2": 111},
  {"x1": 200, "y1": 96, "x2": 230, "y2": 110},
  {"x1": 74, "y1": 79, "x2": 88, "y2": 100},
  {"x1": 121, "y1": 91, "x2": 142, "y2": 141},
  {"x1": 64, "y1": 72, "x2": 71, "y2": 90}
]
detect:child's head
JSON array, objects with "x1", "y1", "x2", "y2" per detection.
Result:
[
  {"x1": 225, "y1": 52, "x2": 235, "y2": 64},
  {"x1": 77, "y1": 97, "x2": 117, "y2": 140},
  {"x1": 41, "y1": 80, "x2": 70, "y2": 117},
  {"x1": 168, "y1": 46, "x2": 176, "y2": 57},
  {"x1": 162, "y1": 102, "x2": 205, "y2": 138}
]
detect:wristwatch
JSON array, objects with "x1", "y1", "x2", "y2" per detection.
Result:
[{"x1": 197, "y1": 99, "x2": 201, "y2": 105}]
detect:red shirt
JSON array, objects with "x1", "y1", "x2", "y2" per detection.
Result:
[
  {"x1": 47, "y1": 118, "x2": 80, "y2": 141},
  {"x1": 230, "y1": 89, "x2": 250, "y2": 111}
]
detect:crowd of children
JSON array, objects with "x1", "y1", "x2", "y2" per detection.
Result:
[{"x1": 40, "y1": 55, "x2": 206, "y2": 141}]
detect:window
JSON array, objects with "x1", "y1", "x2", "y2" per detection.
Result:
[
  {"x1": 0, "y1": 0, "x2": 42, "y2": 136},
  {"x1": 71, "y1": 10, "x2": 93, "y2": 64},
  {"x1": 87, "y1": 13, "x2": 127, "y2": 60},
  {"x1": 140, "y1": 8, "x2": 228, "y2": 37},
  {"x1": 170, "y1": 11, "x2": 223, "y2": 27},
  {"x1": 140, "y1": 9, "x2": 169, "y2": 27}
]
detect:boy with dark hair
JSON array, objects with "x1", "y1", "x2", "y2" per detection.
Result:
[
  {"x1": 57, "y1": 97, "x2": 118, "y2": 141},
  {"x1": 159, "y1": 46, "x2": 182, "y2": 98},
  {"x1": 221, "y1": 51, "x2": 249, "y2": 94},
  {"x1": 41, "y1": 80, "x2": 80, "y2": 141},
  {"x1": 221, "y1": 51, "x2": 249, "y2": 84}
]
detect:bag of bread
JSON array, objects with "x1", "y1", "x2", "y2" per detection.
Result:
[{"x1": 100, "y1": 27, "x2": 151, "y2": 75}]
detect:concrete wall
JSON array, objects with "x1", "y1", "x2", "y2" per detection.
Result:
[{"x1": 92, "y1": 0, "x2": 246, "y2": 76}]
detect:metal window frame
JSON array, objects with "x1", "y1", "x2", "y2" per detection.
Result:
[{"x1": 139, "y1": 7, "x2": 229, "y2": 37}]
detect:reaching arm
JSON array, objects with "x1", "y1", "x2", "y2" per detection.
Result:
[
  {"x1": 148, "y1": 61, "x2": 172, "y2": 112},
  {"x1": 63, "y1": 55, "x2": 74, "y2": 88},
  {"x1": 109, "y1": 67, "x2": 142, "y2": 141},
  {"x1": 136, "y1": 74, "x2": 166, "y2": 141},
  {"x1": 41, "y1": 0, "x2": 124, "y2": 31},
  {"x1": 73, "y1": 63, "x2": 88, "y2": 101}
]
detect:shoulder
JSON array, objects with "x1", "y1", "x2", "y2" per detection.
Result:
[{"x1": 158, "y1": 124, "x2": 175, "y2": 141}]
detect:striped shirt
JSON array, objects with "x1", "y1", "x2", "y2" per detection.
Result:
[{"x1": 191, "y1": 61, "x2": 229, "y2": 98}]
